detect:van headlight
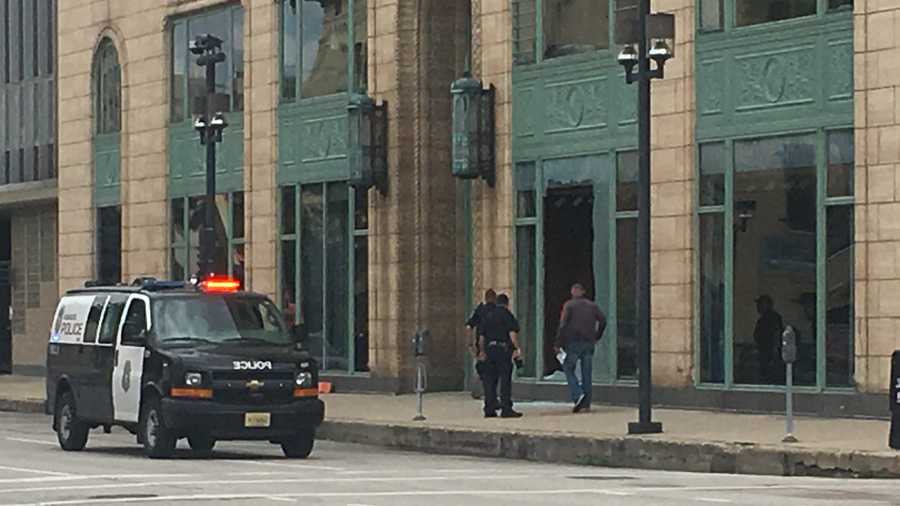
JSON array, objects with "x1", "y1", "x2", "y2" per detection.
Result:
[
  {"x1": 185, "y1": 372, "x2": 203, "y2": 386},
  {"x1": 295, "y1": 371, "x2": 313, "y2": 388}
]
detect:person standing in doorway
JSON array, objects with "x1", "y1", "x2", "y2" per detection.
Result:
[
  {"x1": 466, "y1": 289, "x2": 496, "y2": 400},
  {"x1": 555, "y1": 283, "x2": 607, "y2": 413},
  {"x1": 478, "y1": 293, "x2": 523, "y2": 418}
]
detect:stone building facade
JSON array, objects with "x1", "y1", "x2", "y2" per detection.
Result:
[{"x1": 22, "y1": 0, "x2": 896, "y2": 416}]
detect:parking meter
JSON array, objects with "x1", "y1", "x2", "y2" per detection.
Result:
[
  {"x1": 781, "y1": 325, "x2": 797, "y2": 364},
  {"x1": 412, "y1": 330, "x2": 428, "y2": 357},
  {"x1": 412, "y1": 330, "x2": 429, "y2": 421},
  {"x1": 781, "y1": 325, "x2": 798, "y2": 443}
]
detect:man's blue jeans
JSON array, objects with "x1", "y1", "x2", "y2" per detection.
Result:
[{"x1": 562, "y1": 339, "x2": 595, "y2": 407}]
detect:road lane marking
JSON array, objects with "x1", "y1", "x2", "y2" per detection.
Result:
[
  {"x1": 0, "y1": 471, "x2": 304, "y2": 485},
  {"x1": 0, "y1": 465, "x2": 73, "y2": 477},
  {"x1": 220, "y1": 459, "x2": 344, "y2": 471},
  {"x1": 0, "y1": 474, "x2": 543, "y2": 495},
  {"x1": 0, "y1": 488, "x2": 642, "y2": 505},
  {"x1": 695, "y1": 499, "x2": 733, "y2": 503},
  {"x1": 5, "y1": 438, "x2": 56, "y2": 446}
]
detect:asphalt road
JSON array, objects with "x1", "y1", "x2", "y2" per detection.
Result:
[{"x1": 0, "y1": 412, "x2": 899, "y2": 506}]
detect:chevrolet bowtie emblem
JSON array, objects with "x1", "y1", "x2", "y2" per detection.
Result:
[{"x1": 246, "y1": 380, "x2": 264, "y2": 391}]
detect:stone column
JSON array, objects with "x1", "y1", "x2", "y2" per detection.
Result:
[
  {"x1": 648, "y1": 0, "x2": 695, "y2": 388},
  {"x1": 244, "y1": 0, "x2": 280, "y2": 300},
  {"x1": 368, "y1": 0, "x2": 470, "y2": 391},
  {"x1": 852, "y1": 0, "x2": 900, "y2": 393}
]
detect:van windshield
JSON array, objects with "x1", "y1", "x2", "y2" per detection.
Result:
[{"x1": 152, "y1": 295, "x2": 291, "y2": 347}]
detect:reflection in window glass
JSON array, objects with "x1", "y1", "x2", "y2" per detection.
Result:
[
  {"x1": 94, "y1": 40, "x2": 121, "y2": 134},
  {"x1": 171, "y1": 23, "x2": 187, "y2": 121},
  {"x1": 700, "y1": 143, "x2": 725, "y2": 206},
  {"x1": 281, "y1": 0, "x2": 299, "y2": 101},
  {"x1": 281, "y1": 239, "x2": 297, "y2": 328},
  {"x1": 302, "y1": 0, "x2": 348, "y2": 98},
  {"x1": 171, "y1": 198, "x2": 186, "y2": 279},
  {"x1": 617, "y1": 151, "x2": 638, "y2": 212},
  {"x1": 700, "y1": 0, "x2": 724, "y2": 30},
  {"x1": 301, "y1": 184, "x2": 325, "y2": 364},
  {"x1": 699, "y1": 213, "x2": 725, "y2": 383},
  {"x1": 232, "y1": 191, "x2": 245, "y2": 239},
  {"x1": 617, "y1": 218, "x2": 638, "y2": 379},
  {"x1": 543, "y1": 0, "x2": 610, "y2": 59},
  {"x1": 735, "y1": 0, "x2": 816, "y2": 27},
  {"x1": 354, "y1": 235, "x2": 369, "y2": 372},
  {"x1": 98, "y1": 294, "x2": 127, "y2": 345},
  {"x1": 516, "y1": 162, "x2": 536, "y2": 218},
  {"x1": 828, "y1": 130, "x2": 854, "y2": 198},
  {"x1": 325, "y1": 183, "x2": 350, "y2": 371},
  {"x1": 98, "y1": 206, "x2": 122, "y2": 285},
  {"x1": 354, "y1": 187, "x2": 368, "y2": 230},
  {"x1": 516, "y1": 226, "x2": 537, "y2": 378},
  {"x1": 512, "y1": 0, "x2": 537, "y2": 64},
  {"x1": 353, "y1": 0, "x2": 368, "y2": 92},
  {"x1": 826, "y1": 205, "x2": 854, "y2": 387},
  {"x1": 281, "y1": 186, "x2": 296, "y2": 234},
  {"x1": 733, "y1": 135, "x2": 816, "y2": 386},
  {"x1": 232, "y1": 9, "x2": 245, "y2": 111},
  {"x1": 828, "y1": 0, "x2": 852, "y2": 9}
]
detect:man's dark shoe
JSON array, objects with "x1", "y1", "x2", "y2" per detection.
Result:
[
  {"x1": 573, "y1": 394, "x2": 587, "y2": 413},
  {"x1": 500, "y1": 410, "x2": 523, "y2": 418},
  {"x1": 484, "y1": 411, "x2": 498, "y2": 418}
]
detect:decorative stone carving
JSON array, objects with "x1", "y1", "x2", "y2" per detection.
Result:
[
  {"x1": 827, "y1": 40, "x2": 853, "y2": 101},
  {"x1": 736, "y1": 48, "x2": 814, "y2": 110},
  {"x1": 302, "y1": 116, "x2": 347, "y2": 161},
  {"x1": 698, "y1": 59, "x2": 724, "y2": 115},
  {"x1": 545, "y1": 78, "x2": 607, "y2": 132}
]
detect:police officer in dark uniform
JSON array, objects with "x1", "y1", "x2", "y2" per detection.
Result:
[
  {"x1": 466, "y1": 289, "x2": 496, "y2": 400},
  {"x1": 477, "y1": 294, "x2": 523, "y2": 418}
]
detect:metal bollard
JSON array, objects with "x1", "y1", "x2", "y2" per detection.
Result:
[
  {"x1": 781, "y1": 325, "x2": 798, "y2": 443},
  {"x1": 412, "y1": 330, "x2": 429, "y2": 421}
]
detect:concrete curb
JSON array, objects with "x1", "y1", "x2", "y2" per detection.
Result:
[
  {"x1": 0, "y1": 398, "x2": 44, "y2": 414},
  {"x1": 318, "y1": 420, "x2": 900, "y2": 479}
]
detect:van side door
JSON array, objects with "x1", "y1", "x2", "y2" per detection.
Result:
[
  {"x1": 79, "y1": 295, "x2": 108, "y2": 421},
  {"x1": 112, "y1": 295, "x2": 151, "y2": 423},
  {"x1": 93, "y1": 293, "x2": 128, "y2": 423}
]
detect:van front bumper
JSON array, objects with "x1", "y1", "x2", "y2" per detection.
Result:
[{"x1": 159, "y1": 397, "x2": 325, "y2": 440}]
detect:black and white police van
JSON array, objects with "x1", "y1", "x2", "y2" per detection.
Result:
[{"x1": 45, "y1": 276, "x2": 324, "y2": 459}]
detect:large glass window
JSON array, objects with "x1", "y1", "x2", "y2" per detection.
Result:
[
  {"x1": 616, "y1": 151, "x2": 638, "y2": 379},
  {"x1": 735, "y1": 0, "x2": 816, "y2": 27},
  {"x1": 170, "y1": 192, "x2": 244, "y2": 281},
  {"x1": 93, "y1": 39, "x2": 120, "y2": 134},
  {"x1": 279, "y1": 182, "x2": 369, "y2": 372},
  {"x1": 280, "y1": 0, "x2": 366, "y2": 101},
  {"x1": 97, "y1": 206, "x2": 121, "y2": 285},
  {"x1": 170, "y1": 6, "x2": 244, "y2": 123},
  {"x1": 698, "y1": 130, "x2": 854, "y2": 389},
  {"x1": 514, "y1": 162, "x2": 537, "y2": 377},
  {"x1": 543, "y1": 0, "x2": 610, "y2": 60}
]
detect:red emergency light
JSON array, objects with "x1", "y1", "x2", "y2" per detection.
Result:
[{"x1": 200, "y1": 276, "x2": 241, "y2": 293}]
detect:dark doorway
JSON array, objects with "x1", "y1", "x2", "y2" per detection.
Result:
[
  {"x1": 0, "y1": 214, "x2": 11, "y2": 374},
  {"x1": 542, "y1": 186, "x2": 594, "y2": 378}
]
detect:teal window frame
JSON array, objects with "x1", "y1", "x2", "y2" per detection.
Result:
[
  {"x1": 169, "y1": 192, "x2": 245, "y2": 281},
  {"x1": 92, "y1": 37, "x2": 122, "y2": 283},
  {"x1": 698, "y1": 0, "x2": 852, "y2": 33},
  {"x1": 512, "y1": 0, "x2": 637, "y2": 66},
  {"x1": 277, "y1": 183, "x2": 369, "y2": 374},
  {"x1": 512, "y1": 149, "x2": 637, "y2": 385},
  {"x1": 692, "y1": 127, "x2": 855, "y2": 393}
]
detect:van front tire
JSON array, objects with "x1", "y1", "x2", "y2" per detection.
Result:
[
  {"x1": 140, "y1": 397, "x2": 176, "y2": 459},
  {"x1": 280, "y1": 430, "x2": 314, "y2": 458},
  {"x1": 56, "y1": 391, "x2": 89, "y2": 451}
]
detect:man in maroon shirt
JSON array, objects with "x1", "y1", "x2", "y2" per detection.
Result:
[{"x1": 555, "y1": 283, "x2": 607, "y2": 413}]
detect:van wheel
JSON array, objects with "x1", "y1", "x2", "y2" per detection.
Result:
[
  {"x1": 280, "y1": 430, "x2": 314, "y2": 459},
  {"x1": 139, "y1": 397, "x2": 175, "y2": 459},
  {"x1": 188, "y1": 434, "x2": 216, "y2": 458},
  {"x1": 56, "y1": 392, "x2": 89, "y2": 451}
]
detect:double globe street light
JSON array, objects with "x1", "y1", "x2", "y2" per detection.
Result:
[{"x1": 615, "y1": 3, "x2": 675, "y2": 435}]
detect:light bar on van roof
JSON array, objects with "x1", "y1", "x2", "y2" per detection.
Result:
[{"x1": 199, "y1": 276, "x2": 241, "y2": 293}]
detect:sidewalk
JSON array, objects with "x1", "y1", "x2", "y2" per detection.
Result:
[{"x1": 2, "y1": 374, "x2": 898, "y2": 477}]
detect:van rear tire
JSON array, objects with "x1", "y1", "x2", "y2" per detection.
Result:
[
  {"x1": 56, "y1": 391, "x2": 89, "y2": 451},
  {"x1": 280, "y1": 430, "x2": 314, "y2": 459},
  {"x1": 139, "y1": 397, "x2": 176, "y2": 459}
]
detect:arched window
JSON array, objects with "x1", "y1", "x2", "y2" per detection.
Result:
[{"x1": 93, "y1": 39, "x2": 121, "y2": 135}]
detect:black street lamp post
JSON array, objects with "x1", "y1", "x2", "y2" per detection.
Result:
[
  {"x1": 191, "y1": 34, "x2": 228, "y2": 280},
  {"x1": 617, "y1": 3, "x2": 675, "y2": 435}
]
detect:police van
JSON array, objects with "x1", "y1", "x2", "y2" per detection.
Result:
[{"x1": 45, "y1": 276, "x2": 324, "y2": 459}]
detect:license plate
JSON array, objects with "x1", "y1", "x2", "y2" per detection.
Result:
[{"x1": 244, "y1": 412, "x2": 271, "y2": 428}]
